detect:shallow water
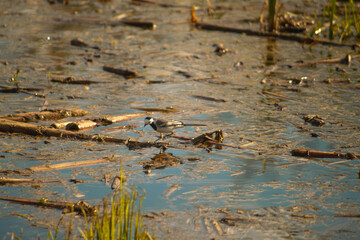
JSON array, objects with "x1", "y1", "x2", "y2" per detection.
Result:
[{"x1": 1, "y1": 0, "x2": 360, "y2": 239}]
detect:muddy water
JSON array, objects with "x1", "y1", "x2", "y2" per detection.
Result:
[{"x1": 1, "y1": 0, "x2": 360, "y2": 239}]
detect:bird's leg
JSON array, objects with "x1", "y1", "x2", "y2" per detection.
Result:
[
  {"x1": 165, "y1": 132, "x2": 174, "y2": 138},
  {"x1": 155, "y1": 133, "x2": 164, "y2": 142}
]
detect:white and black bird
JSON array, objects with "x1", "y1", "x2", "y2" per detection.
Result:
[{"x1": 144, "y1": 117, "x2": 206, "y2": 140}]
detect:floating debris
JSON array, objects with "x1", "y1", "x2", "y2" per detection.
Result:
[
  {"x1": 291, "y1": 149, "x2": 360, "y2": 159},
  {"x1": 212, "y1": 43, "x2": 229, "y2": 56},
  {"x1": 192, "y1": 130, "x2": 224, "y2": 151},
  {"x1": 111, "y1": 19, "x2": 156, "y2": 30},
  {"x1": 70, "y1": 38, "x2": 100, "y2": 50},
  {"x1": 131, "y1": 106, "x2": 176, "y2": 112},
  {"x1": 65, "y1": 120, "x2": 97, "y2": 131},
  {"x1": 97, "y1": 112, "x2": 149, "y2": 125},
  {"x1": 192, "y1": 95, "x2": 226, "y2": 103},
  {"x1": 303, "y1": 115, "x2": 325, "y2": 126},
  {"x1": 0, "y1": 196, "x2": 97, "y2": 215},
  {"x1": 164, "y1": 184, "x2": 181, "y2": 199},
  {"x1": 111, "y1": 176, "x2": 126, "y2": 190},
  {"x1": 142, "y1": 152, "x2": 183, "y2": 170},
  {"x1": 0, "y1": 109, "x2": 88, "y2": 122},
  {"x1": 103, "y1": 65, "x2": 138, "y2": 79},
  {"x1": 28, "y1": 158, "x2": 112, "y2": 172},
  {"x1": 51, "y1": 76, "x2": 100, "y2": 85}
]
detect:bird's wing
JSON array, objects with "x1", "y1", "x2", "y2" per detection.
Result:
[{"x1": 157, "y1": 119, "x2": 184, "y2": 128}]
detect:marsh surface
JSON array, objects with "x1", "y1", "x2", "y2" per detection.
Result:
[{"x1": 0, "y1": 0, "x2": 359, "y2": 239}]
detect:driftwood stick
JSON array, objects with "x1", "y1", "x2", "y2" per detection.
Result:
[
  {"x1": 259, "y1": 90, "x2": 296, "y2": 101},
  {"x1": 0, "y1": 85, "x2": 45, "y2": 98},
  {"x1": 132, "y1": 0, "x2": 190, "y2": 8},
  {"x1": 0, "y1": 196, "x2": 96, "y2": 215},
  {"x1": 95, "y1": 112, "x2": 149, "y2": 125},
  {"x1": 51, "y1": 76, "x2": 100, "y2": 85},
  {"x1": 0, "y1": 109, "x2": 88, "y2": 122},
  {"x1": 29, "y1": 158, "x2": 111, "y2": 172},
  {"x1": 103, "y1": 65, "x2": 138, "y2": 79},
  {"x1": 291, "y1": 149, "x2": 360, "y2": 159},
  {"x1": 0, "y1": 119, "x2": 164, "y2": 149},
  {"x1": 0, "y1": 119, "x2": 127, "y2": 143},
  {"x1": 0, "y1": 177, "x2": 59, "y2": 184},
  {"x1": 194, "y1": 22, "x2": 360, "y2": 49},
  {"x1": 130, "y1": 106, "x2": 176, "y2": 112},
  {"x1": 65, "y1": 120, "x2": 97, "y2": 130},
  {"x1": 289, "y1": 54, "x2": 353, "y2": 67},
  {"x1": 0, "y1": 178, "x2": 34, "y2": 184},
  {"x1": 110, "y1": 20, "x2": 156, "y2": 30}
]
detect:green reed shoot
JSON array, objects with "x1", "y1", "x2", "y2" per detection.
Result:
[
  {"x1": 267, "y1": 0, "x2": 277, "y2": 32},
  {"x1": 349, "y1": 0, "x2": 360, "y2": 37},
  {"x1": 79, "y1": 178, "x2": 149, "y2": 240},
  {"x1": 329, "y1": 0, "x2": 336, "y2": 39}
]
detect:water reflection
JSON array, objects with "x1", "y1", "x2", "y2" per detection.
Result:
[{"x1": 264, "y1": 37, "x2": 278, "y2": 66}]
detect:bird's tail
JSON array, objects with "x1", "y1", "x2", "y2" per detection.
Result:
[{"x1": 183, "y1": 123, "x2": 207, "y2": 127}]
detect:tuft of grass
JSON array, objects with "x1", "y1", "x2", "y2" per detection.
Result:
[
  {"x1": 329, "y1": 0, "x2": 336, "y2": 39},
  {"x1": 348, "y1": 0, "x2": 360, "y2": 37},
  {"x1": 311, "y1": 0, "x2": 360, "y2": 41},
  {"x1": 45, "y1": 171, "x2": 152, "y2": 240},
  {"x1": 79, "y1": 176, "x2": 151, "y2": 240}
]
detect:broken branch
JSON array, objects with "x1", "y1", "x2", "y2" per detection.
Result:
[
  {"x1": 0, "y1": 109, "x2": 88, "y2": 122},
  {"x1": 29, "y1": 158, "x2": 112, "y2": 172},
  {"x1": 194, "y1": 22, "x2": 360, "y2": 49},
  {"x1": 291, "y1": 149, "x2": 359, "y2": 159}
]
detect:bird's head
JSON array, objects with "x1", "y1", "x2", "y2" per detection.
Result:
[{"x1": 144, "y1": 117, "x2": 154, "y2": 127}]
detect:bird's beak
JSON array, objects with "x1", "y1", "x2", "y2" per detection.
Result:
[{"x1": 144, "y1": 123, "x2": 148, "y2": 127}]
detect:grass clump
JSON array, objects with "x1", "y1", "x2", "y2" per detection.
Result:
[
  {"x1": 79, "y1": 183, "x2": 152, "y2": 240},
  {"x1": 311, "y1": 0, "x2": 360, "y2": 40},
  {"x1": 45, "y1": 172, "x2": 153, "y2": 240}
]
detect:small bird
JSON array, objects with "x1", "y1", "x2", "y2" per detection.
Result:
[{"x1": 144, "y1": 117, "x2": 206, "y2": 140}]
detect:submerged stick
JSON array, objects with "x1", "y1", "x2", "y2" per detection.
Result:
[
  {"x1": 0, "y1": 177, "x2": 59, "y2": 184},
  {"x1": 95, "y1": 112, "x2": 149, "y2": 125},
  {"x1": 0, "y1": 119, "x2": 164, "y2": 149},
  {"x1": 289, "y1": 54, "x2": 352, "y2": 67},
  {"x1": 259, "y1": 90, "x2": 296, "y2": 101},
  {"x1": 0, "y1": 119, "x2": 125, "y2": 142},
  {"x1": 65, "y1": 120, "x2": 97, "y2": 130},
  {"x1": 51, "y1": 76, "x2": 100, "y2": 85},
  {"x1": 0, "y1": 196, "x2": 97, "y2": 215},
  {"x1": 291, "y1": 149, "x2": 360, "y2": 159},
  {"x1": 131, "y1": 106, "x2": 176, "y2": 112},
  {"x1": 103, "y1": 65, "x2": 138, "y2": 79},
  {"x1": 110, "y1": 20, "x2": 156, "y2": 30},
  {"x1": 0, "y1": 85, "x2": 45, "y2": 98},
  {"x1": 0, "y1": 109, "x2": 88, "y2": 122},
  {"x1": 194, "y1": 22, "x2": 360, "y2": 49},
  {"x1": 132, "y1": 0, "x2": 190, "y2": 8},
  {"x1": 29, "y1": 158, "x2": 111, "y2": 172}
]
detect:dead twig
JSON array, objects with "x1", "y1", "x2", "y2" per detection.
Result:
[
  {"x1": 289, "y1": 54, "x2": 353, "y2": 67},
  {"x1": 194, "y1": 22, "x2": 360, "y2": 49},
  {"x1": 131, "y1": 106, "x2": 176, "y2": 113},
  {"x1": 0, "y1": 109, "x2": 88, "y2": 122},
  {"x1": 110, "y1": 20, "x2": 156, "y2": 30},
  {"x1": 51, "y1": 76, "x2": 101, "y2": 85},
  {"x1": 29, "y1": 158, "x2": 112, "y2": 172},
  {"x1": 0, "y1": 196, "x2": 97, "y2": 215},
  {"x1": 259, "y1": 90, "x2": 296, "y2": 101},
  {"x1": 0, "y1": 119, "x2": 165, "y2": 150},
  {"x1": 103, "y1": 65, "x2": 138, "y2": 79},
  {"x1": 94, "y1": 112, "x2": 149, "y2": 125},
  {"x1": 0, "y1": 85, "x2": 45, "y2": 98},
  {"x1": 0, "y1": 177, "x2": 59, "y2": 184},
  {"x1": 291, "y1": 149, "x2": 360, "y2": 159}
]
